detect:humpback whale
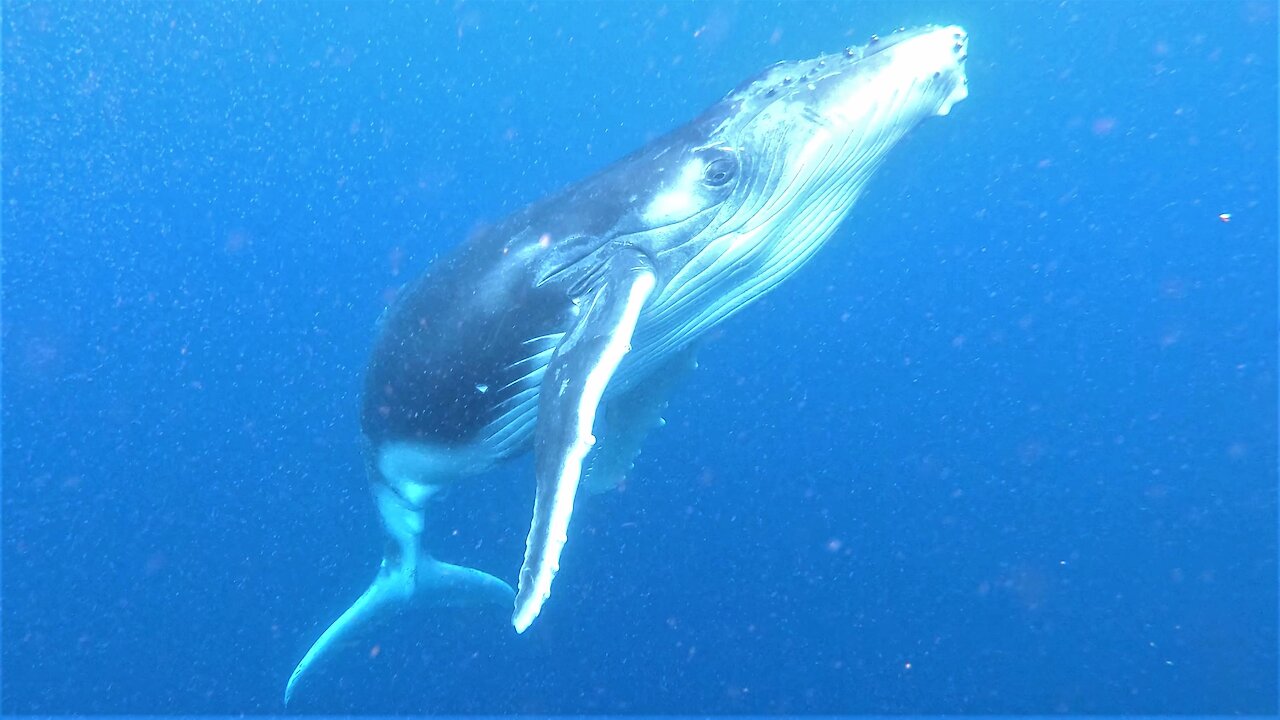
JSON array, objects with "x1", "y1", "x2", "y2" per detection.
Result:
[{"x1": 286, "y1": 25, "x2": 969, "y2": 703}]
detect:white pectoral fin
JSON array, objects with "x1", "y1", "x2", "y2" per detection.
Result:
[{"x1": 512, "y1": 249, "x2": 657, "y2": 633}]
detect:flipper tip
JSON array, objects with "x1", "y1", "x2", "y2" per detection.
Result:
[
  {"x1": 284, "y1": 641, "x2": 319, "y2": 707},
  {"x1": 511, "y1": 608, "x2": 534, "y2": 634},
  {"x1": 511, "y1": 592, "x2": 543, "y2": 634},
  {"x1": 283, "y1": 669, "x2": 300, "y2": 707}
]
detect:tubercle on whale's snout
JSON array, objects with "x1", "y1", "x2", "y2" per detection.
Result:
[
  {"x1": 748, "y1": 25, "x2": 970, "y2": 112},
  {"x1": 936, "y1": 27, "x2": 970, "y2": 116},
  {"x1": 850, "y1": 24, "x2": 942, "y2": 59},
  {"x1": 839, "y1": 24, "x2": 968, "y2": 65}
]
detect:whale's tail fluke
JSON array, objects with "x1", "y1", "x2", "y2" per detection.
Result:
[
  {"x1": 285, "y1": 472, "x2": 513, "y2": 707},
  {"x1": 284, "y1": 555, "x2": 512, "y2": 706}
]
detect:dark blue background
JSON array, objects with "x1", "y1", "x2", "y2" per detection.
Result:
[{"x1": 3, "y1": 1, "x2": 1276, "y2": 714}]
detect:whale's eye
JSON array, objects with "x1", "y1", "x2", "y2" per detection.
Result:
[{"x1": 702, "y1": 155, "x2": 738, "y2": 187}]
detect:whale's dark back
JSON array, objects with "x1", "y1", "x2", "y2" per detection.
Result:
[
  {"x1": 357, "y1": 119, "x2": 725, "y2": 450},
  {"x1": 360, "y1": 225, "x2": 567, "y2": 448}
]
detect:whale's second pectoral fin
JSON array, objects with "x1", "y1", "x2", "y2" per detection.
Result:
[
  {"x1": 512, "y1": 248, "x2": 657, "y2": 633},
  {"x1": 583, "y1": 343, "x2": 699, "y2": 494}
]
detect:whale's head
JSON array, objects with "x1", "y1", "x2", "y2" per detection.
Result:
[
  {"x1": 706, "y1": 24, "x2": 970, "y2": 233},
  {"x1": 627, "y1": 25, "x2": 968, "y2": 330},
  {"x1": 724, "y1": 24, "x2": 967, "y2": 212},
  {"x1": 527, "y1": 26, "x2": 968, "y2": 359},
  {"x1": 724, "y1": 24, "x2": 970, "y2": 139}
]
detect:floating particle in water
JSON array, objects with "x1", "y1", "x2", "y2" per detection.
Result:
[{"x1": 1091, "y1": 116, "x2": 1117, "y2": 136}]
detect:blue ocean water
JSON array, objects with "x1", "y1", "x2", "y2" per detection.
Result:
[{"x1": 3, "y1": 0, "x2": 1276, "y2": 714}]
